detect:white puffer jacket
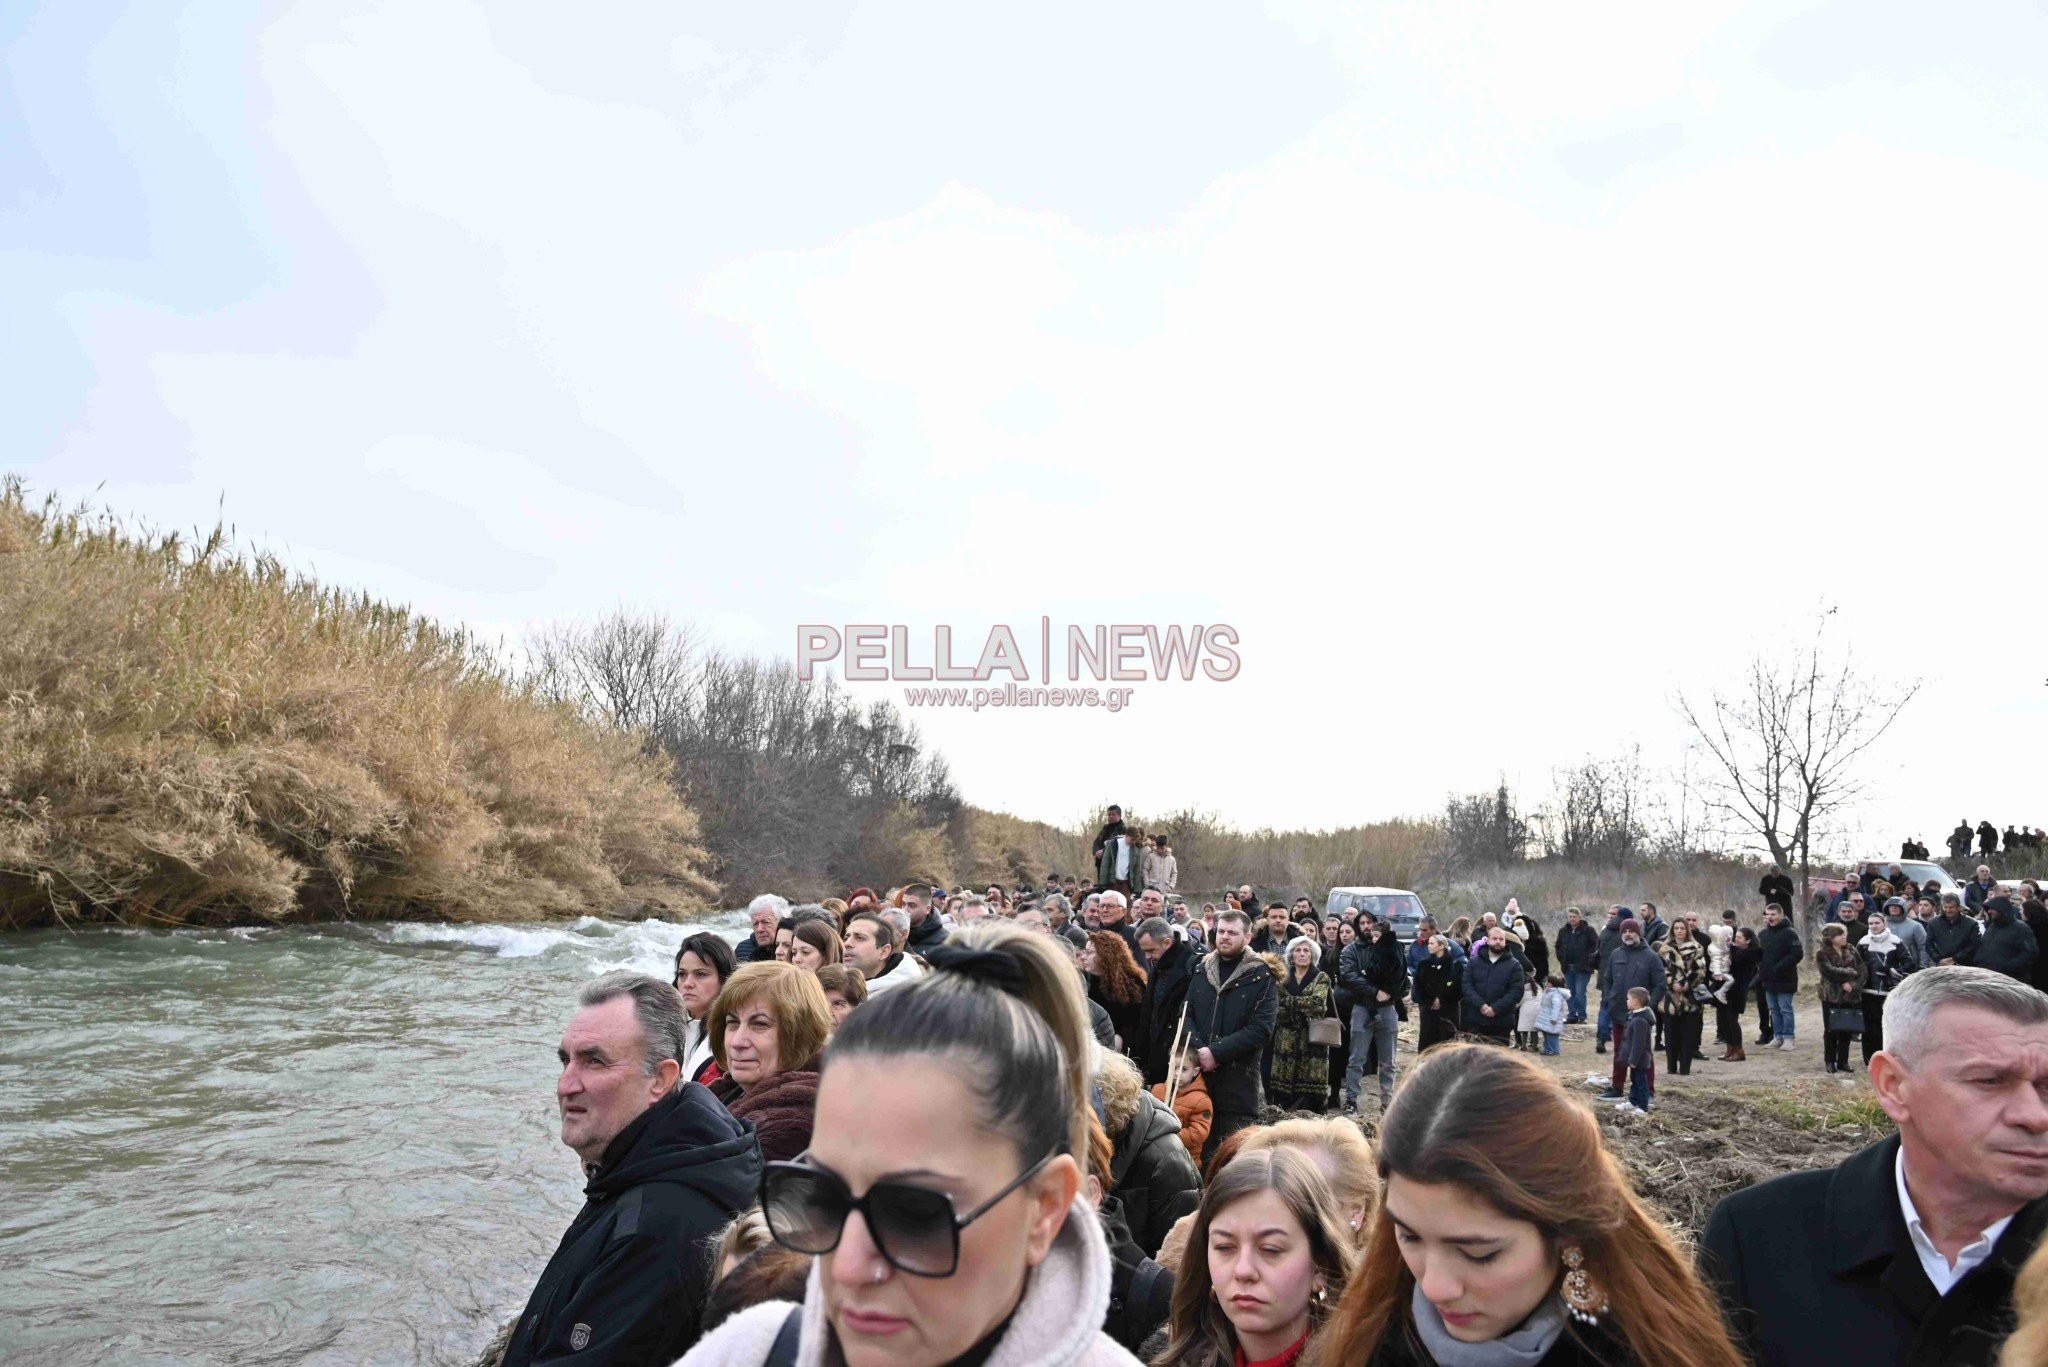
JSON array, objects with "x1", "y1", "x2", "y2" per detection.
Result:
[
  {"x1": 675, "y1": 1198, "x2": 1139, "y2": 1367},
  {"x1": 1707, "y1": 923, "x2": 1733, "y2": 977}
]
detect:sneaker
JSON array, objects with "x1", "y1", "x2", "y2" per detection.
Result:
[
  {"x1": 1629, "y1": 1105, "x2": 1651, "y2": 1117},
  {"x1": 1596, "y1": 1089, "x2": 1625, "y2": 1101}
]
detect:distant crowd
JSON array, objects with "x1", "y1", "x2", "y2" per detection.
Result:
[
  {"x1": 491, "y1": 805, "x2": 2048, "y2": 1367},
  {"x1": 1922, "y1": 820, "x2": 2048, "y2": 861}
]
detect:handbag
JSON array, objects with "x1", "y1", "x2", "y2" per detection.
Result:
[
  {"x1": 1690, "y1": 982, "x2": 1717, "y2": 1006},
  {"x1": 1309, "y1": 1011, "x2": 1343, "y2": 1047},
  {"x1": 1823, "y1": 1003, "x2": 1864, "y2": 1036}
]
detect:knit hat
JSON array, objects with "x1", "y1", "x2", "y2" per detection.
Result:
[
  {"x1": 1620, "y1": 918, "x2": 1642, "y2": 934},
  {"x1": 1884, "y1": 896, "x2": 1908, "y2": 912}
]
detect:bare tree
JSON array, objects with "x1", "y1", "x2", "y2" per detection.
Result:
[
  {"x1": 1675, "y1": 614, "x2": 1919, "y2": 942},
  {"x1": 1539, "y1": 747, "x2": 1650, "y2": 869}
]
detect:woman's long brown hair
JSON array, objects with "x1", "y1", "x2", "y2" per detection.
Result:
[
  {"x1": 1309, "y1": 1043, "x2": 1743, "y2": 1367},
  {"x1": 1153, "y1": 1148, "x2": 1359, "y2": 1367},
  {"x1": 1088, "y1": 929, "x2": 1148, "y2": 1005}
]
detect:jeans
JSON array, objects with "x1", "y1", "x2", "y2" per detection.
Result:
[
  {"x1": 1629, "y1": 1065, "x2": 1652, "y2": 1111},
  {"x1": 1596, "y1": 994, "x2": 1614, "y2": 1047},
  {"x1": 1611, "y1": 1022, "x2": 1655, "y2": 1095},
  {"x1": 1540, "y1": 1030, "x2": 1561, "y2": 1055},
  {"x1": 1565, "y1": 970, "x2": 1591, "y2": 1022},
  {"x1": 1767, "y1": 991, "x2": 1796, "y2": 1041},
  {"x1": 1755, "y1": 984, "x2": 1773, "y2": 1042},
  {"x1": 1346, "y1": 1003, "x2": 1399, "y2": 1108}
]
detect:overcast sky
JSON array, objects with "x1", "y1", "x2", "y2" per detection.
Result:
[{"x1": 6, "y1": 1, "x2": 2044, "y2": 857}]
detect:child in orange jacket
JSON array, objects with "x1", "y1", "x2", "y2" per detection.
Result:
[{"x1": 1150, "y1": 1049, "x2": 1212, "y2": 1171}]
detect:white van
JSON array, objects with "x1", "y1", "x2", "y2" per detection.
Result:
[{"x1": 1323, "y1": 887, "x2": 1429, "y2": 944}]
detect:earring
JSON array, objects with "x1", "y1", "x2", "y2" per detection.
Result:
[{"x1": 1560, "y1": 1246, "x2": 1607, "y2": 1325}]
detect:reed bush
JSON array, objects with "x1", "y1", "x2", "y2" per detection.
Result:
[{"x1": 0, "y1": 478, "x2": 709, "y2": 928}]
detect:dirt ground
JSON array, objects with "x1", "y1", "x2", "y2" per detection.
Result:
[{"x1": 1335, "y1": 1003, "x2": 1895, "y2": 1243}]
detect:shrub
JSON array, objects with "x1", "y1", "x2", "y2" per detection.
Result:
[{"x1": 0, "y1": 478, "x2": 710, "y2": 927}]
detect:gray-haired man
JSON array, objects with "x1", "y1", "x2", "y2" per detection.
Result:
[
  {"x1": 1703, "y1": 967, "x2": 2048, "y2": 1365},
  {"x1": 503, "y1": 972, "x2": 760, "y2": 1367}
]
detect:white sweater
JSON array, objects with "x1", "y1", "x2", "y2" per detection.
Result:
[{"x1": 675, "y1": 1198, "x2": 1139, "y2": 1367}]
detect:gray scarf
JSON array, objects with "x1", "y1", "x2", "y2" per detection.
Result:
[{"x1": 1409, "y1": 1286, "x2": 1567, "y2": 1367}]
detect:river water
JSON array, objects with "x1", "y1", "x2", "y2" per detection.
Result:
[{"x1": 0, "y1": 914, "x2": 737, "y2": 1366}]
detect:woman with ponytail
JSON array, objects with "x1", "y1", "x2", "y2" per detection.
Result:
[
  {"x1": 681, "y1": 920, "x2": 1133, "y2": 1367},
  {"x1": 1310, "y1": 1043, "x2": 1742, "y2": 1367}
]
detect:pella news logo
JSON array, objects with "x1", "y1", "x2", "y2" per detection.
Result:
[{"x1": 796, "y1": 621, "x2": 1240, "y2": 682}]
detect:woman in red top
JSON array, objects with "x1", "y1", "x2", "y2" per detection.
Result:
[{"x1": 1150, "y1": 1148, "x2": 1356, "y2": 1367}]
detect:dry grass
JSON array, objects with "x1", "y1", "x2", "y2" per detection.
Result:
[{"x1": 0, "y1": 478, "x2": 711, "y2": 928}]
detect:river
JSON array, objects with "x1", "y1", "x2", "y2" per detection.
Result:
[{"x1": 0, "y1": 914, "x2": 736, "y2": 1365}]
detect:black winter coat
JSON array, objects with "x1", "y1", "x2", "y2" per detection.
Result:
[
  {"x1": 1097, "y1": 1195, "x2": 1174, "y2": 1356},
  {"x1": 1135, "y1": 936, "x2": 1196, "y2": 1086},
  {"x1": 1339, "y1": 935, "x2": 1408, "y2": 1014},
  {"x1": 906, "y1": 909, "x2": 948, "y2": 951},
  {"x1": 1461, "y1": 948, "x2": 1524, "y2": 1027},
  {"x1": 1521, "y1": 923, "x2": 1550, "y2": 983},
  {"x1": 1109, "y1": 1090, "x2": 1201, "y2": 1258},
  {"x1": 1595, "y1": 918, "x2": 1627, "y2": 983},
  {"x1": 1554, "y1": 921, "x2": 1600, "y2": 974},
  {"x1": 1759, "y1": 871, "x2": 1796, "y2": 912},
  {"x1": 2026, "y1": 901, "x2": 2048, "y2": 994},
  {"x1": 1184, "y1": 951, "x2": 1278, "y2": 1116},
  {"x1": 1757, "y1": 923, "x2": 1803, "y2": 992},
  {"x1": 1413, "y1": 953, "x2": 1463, "y2": 1013},
  {"x1": 1729, "y1": 940, "x2": 1762, "y2": 991},
  {"x1": 1702, "y1": 1135, "x2": 2048, "y2": 1367},
  {"x1": 1976, "y1": 902, "x2": 2039, "y2": 982},
  {"x1": 1090, "y1": 977, "x2": 1145, "y2": 1060},
  {"x1": 1324, "y1": 944, "x2": 1359, "y2": 1016},
  {"x1": 1926, "y1": 912, "x2": 1982, "y2": 966},
  {"x1": 503, "y1": 1083, "x2": 760, "y2": 1367}
]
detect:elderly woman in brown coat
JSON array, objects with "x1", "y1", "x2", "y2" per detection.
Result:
[{"x1": 706, "y1": 962, "x2": 833, "y2": 1161}]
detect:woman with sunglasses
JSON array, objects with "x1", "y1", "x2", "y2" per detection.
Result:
[
  {"x1": 1148, "y1": 1147, "x2": 1357, "y2": 1367},
  {"x1": 682, "y1": 922, "x2": 1140, "y2": 1367},
  {"x1": 707, "y1": 962, "x2": 833, "y2": 1164}
]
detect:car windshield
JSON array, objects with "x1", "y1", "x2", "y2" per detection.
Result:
[
  {"x1": 1337, "y1": 893, "x2": 1422, "y2": 922},
  {"x1": 1866, "y1": 861, "x2": 1949, "y2": 887}
]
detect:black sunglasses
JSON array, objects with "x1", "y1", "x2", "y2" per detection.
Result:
[{"x1": 759, "y1": 1150, "x2": 1055, "y2": 1278}]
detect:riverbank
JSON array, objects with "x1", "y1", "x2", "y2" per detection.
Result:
[{"x1": 0, "y1": 914, "x2": 729, "y2": 1365}]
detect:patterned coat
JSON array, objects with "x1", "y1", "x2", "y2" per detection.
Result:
[
  {"x1": 1657, "y1": 934, "x2": 1708, "y2": 1016},
  {"x1": 1270, "y1": 966, "x2": 1333, "y2": 1101}
]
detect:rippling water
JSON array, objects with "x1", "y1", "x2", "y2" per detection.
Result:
[{"x1": 0, "y1": 914, "x2": 736, "y2": 1366}]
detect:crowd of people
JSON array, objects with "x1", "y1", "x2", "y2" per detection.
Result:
[
  {"x1": 497, "y1": 809, "x2": 2048, "y2": 1366},
  {"x1": 1935, "y1": 821, "x2": 2047, "y2": 861}
]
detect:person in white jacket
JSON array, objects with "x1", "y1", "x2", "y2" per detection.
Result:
[
  {"x1": 673, "y1": 931, "x2": 737, "y2": 1086},
  {"x1": 841, "y1": 911, "x2": 926, "y2": 996},
  {"x1": 678, "y1": 923, "x2": 1138, "y2": 1367}
]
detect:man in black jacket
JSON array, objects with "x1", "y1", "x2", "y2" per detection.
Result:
[
  {"x1": 1554, "y1": 906, "x2": 1599, "y2": 1024},
  {"x1": 901, "y1": 882, "x2": 948, "y2": 951},
  {"x1": 1339, "y1": 915, "x2": 1408, "y2": 1112},
  {"x1": 1134, "y1": 917, "x2": 1195, "y2": 1086},
  {"x1": 1929, "y1": 892, "x2": 1984, "y2": 967},
  {"x1": 730, "y1": 894, "x2": 786, "y2": 964},
  {"x1": 1183, "y1": 909, "x2": 1276, "y2": 1166},
  {"x1": 1702, "y1": 967, "x2": 2048, "y2": 1367},
  {"x1": 505, "y1": 972, "x2": 761, "y2": 1366},
  {"x1": 1977, "y1": 897, "x2": 2039, "y2": 982},
  {"x1": 1461, "y1": 925, "x2": 1525, "y2": 1046},
  {"x1": 1757, "y1": 903, "x2": 1803, "y2": 1051},
  {"x1": 1758, "y1": 866, "x2": 1795, "y2": 918},
  {"x1": 1593, "y1": 906, "x2": 1629, "y2": 1053}
]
